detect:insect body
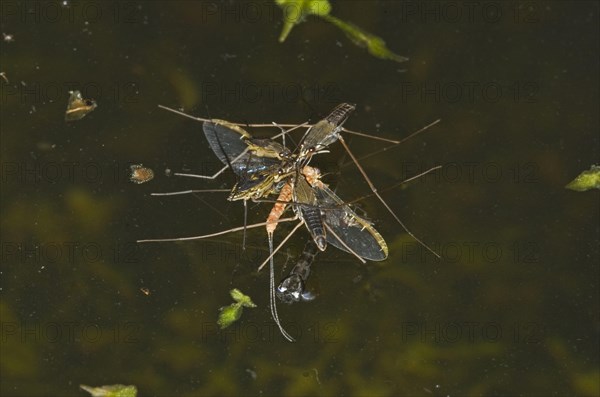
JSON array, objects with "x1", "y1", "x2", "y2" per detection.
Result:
[
  {"x1": 292, "y1": 174, "x2": 327, "y2": 251},
  {"x1": 297, "y1": 102, "x2": 356, "y2": 163},
  {"x1": 277, "y1": 240, "x2": 319, "y2": 304},
  {"x1": 202, "y1": 120, "x2": 293, "y2": 201},
  {"x1": 140, "y1": 103, "x2": 440, "y2": 342},
  {"x1": 303, "y1": 165, "x2": 388, "y2": 261}
]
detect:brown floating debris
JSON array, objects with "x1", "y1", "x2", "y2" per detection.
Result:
[
  {"x1": 130, "y1": 164, "x2": 154, "y2": 184},
  {"x1": 140, "y1": 287, "x2": 151, "y2": 296},
  {"x1": 65, "y1": 90, "x2": 97, "y2": 121}
]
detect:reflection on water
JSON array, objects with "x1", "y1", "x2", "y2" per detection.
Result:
[{"x1": 1, "y1": 1, "x2": 598, "y2": 396}]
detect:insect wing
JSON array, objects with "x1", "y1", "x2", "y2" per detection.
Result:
[
  {"x1": 314, "y1": 184, "x2": 388, "y2": 261},
  {"x1": 300, "y1": 103, "x2": 356, "y2": 151},
  {"x1": 247, "y1": 138, "x2": 291, "y2": 160},
  {"x1": 325, "y1": 102, "x2": 356, "y2": 126},
  {"x1": 230, "y1": 168, "x2": 278, "y2": 200},
  {"x1": 202, "y1": 120, "x2": 251, "y2": 166},
  {"x1": 203, "y1": 120, "x2": 283, "y2": 184}
]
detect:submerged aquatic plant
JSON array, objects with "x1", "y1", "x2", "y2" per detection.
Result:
[
  {"x1": 565, "y1": 165, "x2": 600, "y2": 191},
  {"x1": 217, "y1": 289, "x2": 257, "y2": 329},
  {"x1": 80, "y1": 384, "x2": 137, "y2": 397},
  {"x1": 276, "y1": 0, "x2": 407, "y2": 62}
]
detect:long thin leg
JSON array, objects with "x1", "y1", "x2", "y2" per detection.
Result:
[
  {"x1": 174, "y1": 167, "x2": 230, "y2": 180},
  {"x1": 173, "y1": 147, "x2": 251, "y2": 180},
  {"x1": 159, "y1": 104, "x2": 310, "y2": 142},
  {"x1": 341, "y1": 119, "x2": 442, "y2": 167},
  {"x1": 345, "y1": 166, "x2": 442, "y2": 205},
  {"x1": 137, "y1": 217, "x2": 296, "y2": 243},
  {"x1": 158, "y1": 105, "x2": 211, "y2": 122},
  {"x1": 399, "y1": 165, "x2": 443, "y2": 184},
  {"x1": 340, "y1": 127, "x2": 401, "y2": 144},
  {"x1": 242, "y1": 199, "x2": 248, "y2": 250},
  {"x1": 338, "y1": 136, "x2": 441, "y2": 259},
  {"x1": 151, "y1": 189, "x2": 229, "y2": 196},
  {"x1": 160, "y1": 105, "x2": 405, "y2": 146},
  {"x1": 271, "y1": 121, "x2": 310, "y2": 144}
]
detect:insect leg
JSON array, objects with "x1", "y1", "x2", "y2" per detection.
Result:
[
  {"x1": 337, "y1": 136, "x2": 440, "y2": 259},
  {"x1": 137, "y1": 217, "x2": 296, "y2": 243}
]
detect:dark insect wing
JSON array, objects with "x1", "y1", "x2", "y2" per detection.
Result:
[
  {"x1": 232, "y1": 155, "x2": 281, "y2": 177},
  {"x1": 325, "y1": 103, "x2": 356, "y2": 125},
  {"x1": 203, "y1": 121, "x2": 289, "y2": 172},
  {"x1": 229, "y1": 167, "x2": 279, "y2": 200},
  {"x1": 314, "y1": 183, "x2": 388, "y2": 261},
  {"x1": 202, "y1": 120, "x2": 251, "y2": 167}
]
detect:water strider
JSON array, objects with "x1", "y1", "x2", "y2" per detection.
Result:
[{"x1": 139, "y1": 104, "x2": 440, "y2": 341}]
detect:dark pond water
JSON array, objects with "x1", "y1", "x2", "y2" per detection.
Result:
[{"x1": 1, "y1": 1, "x2": 598, "y2": 396}]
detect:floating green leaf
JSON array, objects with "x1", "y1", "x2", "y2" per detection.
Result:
[
  {"x1": 80, "y1": 384, "x2": 137, "y2": 397},
  {"x1": 565, "y1": 165, "x2": 600, "y2": 191},
  {"x1": 217, "y1": 289, "x2": 257, "y2": 329},
  {"x1": 322, "y1": 15, "x2": 408, "y2": 63},
  {"x1": 276, "y1": 0, "x2": 332, "y2": 42},
  {"x1": 218, "y1": 305, "x2": 242, "y2": 328},
  {"x1": 230, "y1": 288, "x2": 257, "y2": 308}
]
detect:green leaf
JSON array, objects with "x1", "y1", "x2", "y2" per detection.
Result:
[
  {"x1": 217, "y1": 289, "x2": 257, "y2": 328},
  {"x1": 230, "y1": 288, "x2": 257, "y2": 308},
  {"x1": 80, "y1": 385, "x2": 137, "y2": 397},
  {"x1": 217, "y1": 304, "x2": 243, "y2": 329},
  {"x1": 306, "y1": 0, "x2": 331, "y2": 16},
  {"x1": 565, "y1": 165, "x2": 600, "y2": 191},
  {"x1": 276, "y1": 0, "x2": 331, "y2": 42},
  {"x1": 322, "y1": 15, "x2": 408, "y2": 63}
]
